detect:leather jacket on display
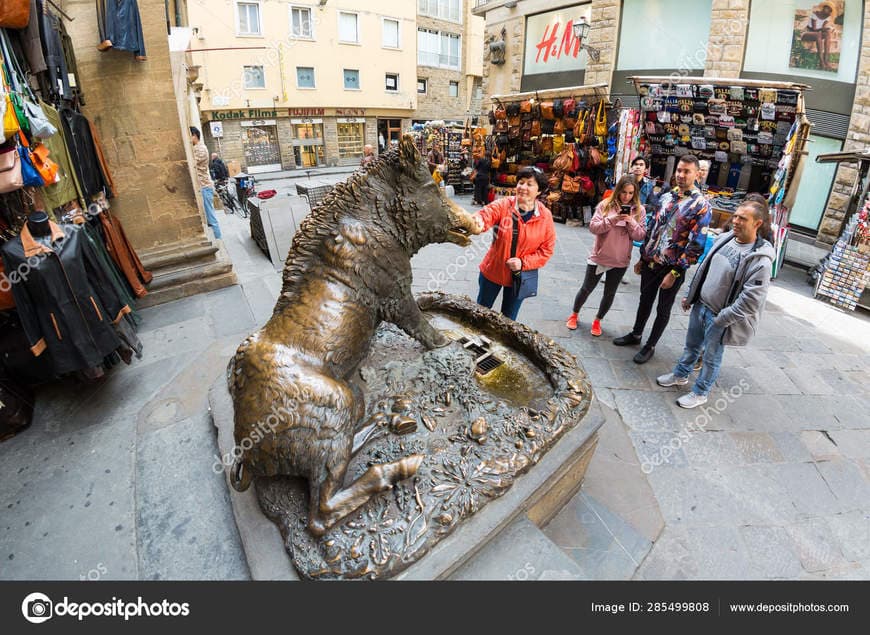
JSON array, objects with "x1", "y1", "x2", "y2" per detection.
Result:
[
  {"x1": 60, "y1": 109, "x2": 110, "y2": 200},
  {"x1": 0, "y1": 222, "x2": 130, "y2": 375}
]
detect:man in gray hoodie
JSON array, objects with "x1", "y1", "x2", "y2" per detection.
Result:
[{"x1": 656, "y1": 199, "x2": 775, "y2": 408}]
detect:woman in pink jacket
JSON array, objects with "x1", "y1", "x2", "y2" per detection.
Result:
[{"x1": 566, "y1": 175, "x2": 646, "y2": 336}]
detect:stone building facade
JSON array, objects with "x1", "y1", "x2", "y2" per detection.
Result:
[
  {"x1": 474, "y1": 0, "x2": 870, "y2": 246},
  {"x1": 65, "y1": 0, "x2": 235, "y2": 307}
]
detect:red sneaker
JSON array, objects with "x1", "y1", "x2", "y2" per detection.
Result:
[
  {"x1": 590, "y1": 319, "x2": 602, "y2": 336},
  {"x1": 566, "y1": 314, "x2": 578, "y2": 330}
]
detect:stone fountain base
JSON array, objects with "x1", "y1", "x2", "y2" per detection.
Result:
[{"x1": 209, "y1": 293, "x2": 604, "y2": 580}]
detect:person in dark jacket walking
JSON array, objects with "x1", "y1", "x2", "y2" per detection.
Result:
[
  {"x1": 210, "y1": 153, "x2": 230, "y2": 182},
  {"x1": 655, "y1": 199, "x2": 774, "y2": 408}
]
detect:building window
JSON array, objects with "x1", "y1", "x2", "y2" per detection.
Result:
[
  {"x1": 616, "y1": 0, "x2": 712, "y2": 71},
  {"x1": 290, "y1": 6, "x2": 314, "y2": 39},
  {"x1": 243, "y1": 65, "x2": 265, "y2": 89},
  {"x1": 418, "y1": 0, "x2": 461, "y2": 23},
  {"x1": 382, "y1": 18, "x2": 400, "y2": 48},
  {"x1": 337, "y1": 122, "x2": 365, "y2": 159},
  {"x1": 417, "y1": 28, "x2": 460, "y2": 69},
  {"x1": 448, "y1": 81, "x2": 459, "y2": 97},
  {"x1": 343, "y1": 69, "x2": 360, "y2": 89},
  {"x1": 417, "y1": 78, "x2": 427, "y2": 93},
  {"x1": 386, "y1": 73, "x2": 399, "y2": 92},
  {"x1": 296, "y1": 66, "x2": 315, "y2": 88},
  {"x1": 237, "y1": 2, "x2": 261, "y2": 36},
  {"x1": 339, "y1": 12, "x2": 359, "y2": 43}
]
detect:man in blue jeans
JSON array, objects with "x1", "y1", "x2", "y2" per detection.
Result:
[
  {"x1": 655, "y1": 200, "x2": 774, "y2": 408},
  {"x1": 190, "y1": 127, "x2": 222, "y2": 239}
]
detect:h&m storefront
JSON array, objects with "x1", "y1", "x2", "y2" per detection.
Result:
[{"x1": 202, "y1": 107, "x2": 412, "y2": 173}]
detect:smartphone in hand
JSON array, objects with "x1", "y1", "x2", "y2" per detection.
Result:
[{"x1": 616, "y1": 205, "x2": 632, "y2": 226}]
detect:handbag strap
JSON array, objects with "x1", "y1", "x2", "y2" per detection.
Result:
[{"x1": 509, "y1": 207, "x2": 520, "y2": 260}]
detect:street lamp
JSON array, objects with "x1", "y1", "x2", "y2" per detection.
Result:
[{"x1": 572, "y1": 17, "x2": 601, "y2": 63}]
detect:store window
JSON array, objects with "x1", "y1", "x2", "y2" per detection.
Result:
[
  {"x1": 386, "y1": 73, "x2": 399, "y2": 92},
  {"x1": 243, "y1": 65, "x2": 265, "y2": 89},
  {"x1": 616, "y1": 0, "x2": 712, "y2": 70},
  {"x1": 337, "y1": 121, "x2": 365, "y2": 159},
  {"x1": 290, "y1": 6, "x2": 314, "y2": 39},
  {"x1": 417, "y1": 78, "x2": 427, "y2": 94},
  {"x1": 343, "y1": 69, "x2": 360, "y2": 90},
  {"x1": 743, "y1": 0, "x2": 862, "y2": 84},
  {"x1": 296, "y1": 66, "x2": 315, "y2": 88},
  {"x1": 242, "y1": 122, "x2": 281, "y2": 173},
  {"x1": 418, "y1": 0, "x2": 461, "y2": 23},
  {"x1": 382, "y1": 18, "x2": 400, "y2": 48},
  {"x1": 448, "y1": 81, "x2": 459, "y2": 97},
  {"x1": 417, "y1": 29, "x2": 460, "y2": 69},
  {"x1": 339, "y1": 12, "x2": 359, "y2": 43},
  {"x1": 789, "y1": 135, "x2": 842, "y2": 231},
  {"x1": 236, "y1": 1, "x2": 261, "y2": 36},
  {"x1": 292, "y1": 119, "x2": 324, "y2": 168}
]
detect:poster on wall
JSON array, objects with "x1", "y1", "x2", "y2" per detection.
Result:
[
  {"x1": 789, "y1": 0, "x2": 845, "y2": 73},
  {"x1": 523, "y1": 5, "x2": 593, "y2": 76}
]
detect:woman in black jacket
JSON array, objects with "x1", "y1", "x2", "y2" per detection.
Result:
[{"x1": 472, "y1": 152, "x2": 492, "y2": 206}]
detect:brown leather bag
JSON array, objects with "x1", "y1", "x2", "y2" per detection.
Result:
[
  {"x1": 531, "y1": 120, "x2": 541, "y2": 137},
  {"x1": 540, "y1": 136, "x2": 554, "y2": 154},
  {"x1": 540, "y1": 101, "x2": 555, "y2": 120},
  {"x1": 553, "y1": 119, "x2": 565, "y2": 135},
  {"x1": 494, "y1": 101, "x2": 507, "y2": 120},
  {"x1": 561, "y1": 175, "x2": 581, "y2": 193},
  {"x1": 0, "y1": 0, "x2": 29, "y2": 28},
  {"x1": 520, "y1": 100, "x2": 532, "y2": 113},
  {"x1": 552, "y1": 147, "x2": 574, "y2": 172}
]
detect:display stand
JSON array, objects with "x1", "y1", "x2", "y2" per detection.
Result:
[
  {"x1": 629, "y1": 76, "x2": 812, "y2": 278},
  {"x1": 485, "y1": 83, "x2": 612, "y2": 223}
]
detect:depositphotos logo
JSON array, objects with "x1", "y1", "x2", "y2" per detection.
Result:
[{"x1": 21, "y1": 592, "x2": 190, "y2": 623}]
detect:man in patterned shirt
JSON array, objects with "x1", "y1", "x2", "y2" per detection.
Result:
[
  {"x1": 614, "y1": 155, "x2": 711, "y2": 364},
  {"x1": 190, "y1": 127, "x2": 222, "y2": 240}
]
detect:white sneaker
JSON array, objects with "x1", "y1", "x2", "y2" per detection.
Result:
[
  {"x1": 676, "y1": 392, "x2": 708, "y2": 409},
  {"x1": 656, "y1": 373, "x2": 689, "y2": 387}
]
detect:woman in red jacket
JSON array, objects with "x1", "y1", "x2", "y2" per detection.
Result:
[
  {"x1": 471, "y1": 166, "x2": 556, "y2": 320},
  {"x1": 566, "y1": 175, "x2": 646, "y2": 336}
]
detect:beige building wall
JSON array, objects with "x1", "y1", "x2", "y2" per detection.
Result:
[
  {"x1": 415, "y1": 12, "x2": 469, "y2": 122},
  {"x1": 188, "y1": 1, "x2": 418, "y2": 168}
]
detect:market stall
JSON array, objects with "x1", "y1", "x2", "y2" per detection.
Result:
[
  {"x1": 485, "y1": 83, "x2": 615, "y2": 223},
  {"x1": 629, "y1": 76, "x2": 813, "y2": 277},
  {"x1": 812, "y1": 150, "x2": 870, "y2": 311}
]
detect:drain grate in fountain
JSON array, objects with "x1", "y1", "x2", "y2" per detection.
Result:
[
  {"x1": 475, "y1": 354, "x2": 503, "y2": 375},
  {"x1": 458, "y1": 336, "x2": 502, "y2": 375}
]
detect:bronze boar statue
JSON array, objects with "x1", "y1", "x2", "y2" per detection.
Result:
[{"x1": 227, "y1": 136, "x2": 480, "y2": 536}]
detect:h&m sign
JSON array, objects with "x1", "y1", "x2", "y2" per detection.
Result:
[{"x1": 523, "y1": 5, "x2": 592, "y2": 75}]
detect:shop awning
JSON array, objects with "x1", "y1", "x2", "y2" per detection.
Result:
[
  {"x1": 627, "y1": 76, "x2": 811, "y2": 91},
  {"x1": 489, "y1": 83, "x2": 609, "y2": 102},
  {"x1": 815, "y1": 150, "x2": 870, "y2": 164}
]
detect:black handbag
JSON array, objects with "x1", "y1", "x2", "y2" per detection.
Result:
[{"x1": 509, "y1": 210, "x2": 538, "y2": 300}]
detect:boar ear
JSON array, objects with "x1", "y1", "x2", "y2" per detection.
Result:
[{"x1": 399, "y1": 134, "x2": 421, "y2": 171}]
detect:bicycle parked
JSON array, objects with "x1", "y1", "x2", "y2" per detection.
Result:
[{"x1": 215, "y1": 178, "x2": 245, "y2": 217}]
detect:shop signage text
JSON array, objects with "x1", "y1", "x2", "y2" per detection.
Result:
[
  {"x1": 288, "y1": 108, "x2": 325, "y2": 116},
  {"x1": 524, "y1": 6, "x2": 592, "y2": 75},
  {"x1": 212, "y1": 109, "x2": 278, "y2": 120},
  {"x1": 335, "y1": 108, "x2": 366, "y2": 116}
]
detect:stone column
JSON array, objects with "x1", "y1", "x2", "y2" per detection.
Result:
[
  {"x1": 66, "y1": 0, "x2": 235, "y2": 306},
  {"x1": 584, "y1": 0, "x2": 621, "y2": 87},
  {"x1": 704, "y1": 0, "x2": 751, "y2": 78},
  {"x1": 816, "y1": 2, "x2": 870, "y2": 245}
]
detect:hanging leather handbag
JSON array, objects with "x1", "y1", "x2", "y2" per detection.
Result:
[
  {"x1": 553, "y1": 99, "x2": 564, "y2": 118},
  {"x1": 540, "y1": 101, "x2": 555, "y2": 120},
  {"x1": 494, "y1": 100, "x2": 507, "y2": 120},
  {"x1": 0, "y1": 142, "x2": 23, "y2": 193},
  {"x1": 594, "y1": 100, "x2": 608, "y2": 136},
  {"x1": 3, "y1": 94, "x2": 19, "y2": 139},
  {"x1": 531, "y1": 120, "x2": 541, "y2": 137},
  {"x1": 506, "y1": 102, "x2": 521, "y2": 118},
  {"x1": 520, "y1": 99, "x2": 532, "y2": 113},
  {"x1": 563, "y1": 97, "x2": 576, "y2": 116},
  {"x1": 561, "y1": 175, "x2": 580, "y2": 193},
  {"x1": 17, "y1": 144, "x2": 44, "y2": 187},
  {"x1": 0, "y1": 0, "x2": 29, "y2": 28},
  {"x1": 30, "y1": 142, "x2": 59, "y2": 184},
  {"x1": 553, "y1": 118, "x2": 565, "y2": 135}
]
